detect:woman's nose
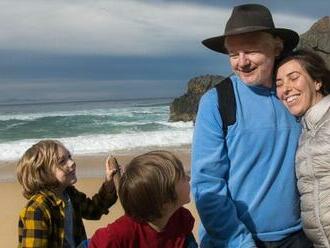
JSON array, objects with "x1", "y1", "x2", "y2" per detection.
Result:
[{"x1": 283, "y1": 82, "x2": 292, "y2": 92}]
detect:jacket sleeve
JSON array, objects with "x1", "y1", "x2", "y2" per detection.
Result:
[
  {"x1": 70, "y1": 182, "x2": 118, "y2": 220},
  {"x1": 18, "y1": 205, "x2": 50, "y2": 247},
  {"x1": 191, "y1": 89, "x2": 256, "y2": 248}
]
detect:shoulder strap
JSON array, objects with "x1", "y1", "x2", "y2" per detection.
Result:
[{"x1": 215, "y1": 77, "x2": 236, "y2": 136}]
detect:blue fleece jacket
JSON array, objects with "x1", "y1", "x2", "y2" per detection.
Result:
[{"x1": 191, "y1": 75, "x2": 302, "y2": 248}]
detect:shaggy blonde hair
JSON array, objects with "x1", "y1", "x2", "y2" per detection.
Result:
[{"x1": 17, "y1": 140, "x2": 66, "y2": 199}]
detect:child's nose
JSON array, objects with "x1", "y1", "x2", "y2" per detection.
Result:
[{"x1": 68, "y1": 159, "x2": 76, "y2": 169}]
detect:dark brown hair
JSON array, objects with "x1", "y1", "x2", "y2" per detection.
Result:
[
  {"x1": 276, "y1": 49, "x2": 330, "y2": 96},
  {"x1": 118, "y1": 150, "x2": 185, "y2": 222},
  {"x1": 17, "y1": 140, "x2": 67, "y2": 199}
]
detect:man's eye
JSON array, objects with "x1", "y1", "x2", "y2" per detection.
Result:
[{"x1": 246, "y1": 50, "x2": 258, "y2": 54}]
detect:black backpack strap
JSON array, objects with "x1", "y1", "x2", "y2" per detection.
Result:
[{"x1": 215, "y1": 77, "x2": 236, "y2": 137}]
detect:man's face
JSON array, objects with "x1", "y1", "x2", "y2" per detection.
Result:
[{"x1": 225, "y1": 32, "x2": 281, "y2": 88}]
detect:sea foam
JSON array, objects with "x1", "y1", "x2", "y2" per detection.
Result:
[
  {"x1": 0, "y1": 128, "x2": 193, "y2": 161},
  {"x1": 0, "y1": 99, "x2": 194, "y2": 161}
]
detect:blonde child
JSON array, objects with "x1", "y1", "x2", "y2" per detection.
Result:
[
  {"x1": 89, "y1": 150, "x2": 197, "y2": 248},
  {"x1": 17, "y1": 140, "x2": 118, "y2": 247}
]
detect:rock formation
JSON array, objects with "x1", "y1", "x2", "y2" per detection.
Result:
[
  {"x1": 169, "y1": 75, "x2": 224, "y2": 122},
  {"x1": 298, "y1": 16, "x2": 330, "y2": 67}
]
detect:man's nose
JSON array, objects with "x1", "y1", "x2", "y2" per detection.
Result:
[{"x1": 238, "y1": 53, "x2": 249, "y2": 67}]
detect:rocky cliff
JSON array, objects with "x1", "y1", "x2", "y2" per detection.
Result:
[
  {"x1": 169, "y1": 75, "x2": 224, "y2": 122},
  {"x1": 298, "y1": 16, "x2": 330, "y2": 67},
  {"x1": 169, "y1": 16, "x2": 330, "y2": 122}
]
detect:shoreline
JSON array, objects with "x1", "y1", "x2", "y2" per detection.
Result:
[
  {"x1": 0, "y1": 145, "x2": 191, "y2": 182},
  {"x1": 0, "y1": 146, "x2": 199, "y2": 247}
]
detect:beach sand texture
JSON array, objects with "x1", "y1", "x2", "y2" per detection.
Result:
[{"x1": 0, "y1": 150, "x2": 200, "y2": 247}]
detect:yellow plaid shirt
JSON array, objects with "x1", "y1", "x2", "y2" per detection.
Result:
[{"x1": 18, "y1": 182, "x2": 117, "y2": 248}]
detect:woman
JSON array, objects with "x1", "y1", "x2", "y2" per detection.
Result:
[{"x1": 276, "y1": 49, "x2": 330, "y2": 247}]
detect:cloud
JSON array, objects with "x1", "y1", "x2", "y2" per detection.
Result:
[
  {"x1": 0, "y1": 78, "x2": 186, "y2": 104},
  {"x1": 272, "y1": 12, "x2": 315, "y2": 35},
  {"x1": 0, "y1": 0, "x2": 321, "y2": 56}
]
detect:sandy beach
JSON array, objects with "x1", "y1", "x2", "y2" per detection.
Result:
[{"x1": 0, "y1": 148, "x2": 200, "y2": 247}]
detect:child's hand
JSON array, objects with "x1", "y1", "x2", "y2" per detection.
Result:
[{"x1": 105, "y1": 155, "x2": 121, "y2": 191}]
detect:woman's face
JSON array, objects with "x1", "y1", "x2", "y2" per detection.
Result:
[{"x1": 276, "y1": 59, "x2": 323, "y2": 117}]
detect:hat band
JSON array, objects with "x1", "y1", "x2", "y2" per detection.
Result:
[{"x1": 225, "y1": 26, "x2": 273, "y2": 36}]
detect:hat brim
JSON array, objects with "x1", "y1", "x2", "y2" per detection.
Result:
[{"x1": 202, "y1": 28, "x2": 299, "y2": 54}]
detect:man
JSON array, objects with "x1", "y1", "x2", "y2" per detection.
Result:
[{"x1": 191, "y1": 4, "x2": 312, "y2": 248}]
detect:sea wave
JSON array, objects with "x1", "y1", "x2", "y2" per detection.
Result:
[
  {"x1": 0, "y1": 129, "x2": 193, "y2": 161},
  {"x1": 0, "y1": 106, "x2": 169, "y2": 121}
]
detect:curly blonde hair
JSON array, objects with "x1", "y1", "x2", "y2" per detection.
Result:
[{"x1": 17, "y1": 140, "x2": 67, "y2": 199}]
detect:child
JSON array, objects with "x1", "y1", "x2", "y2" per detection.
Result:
[
  {"x1": 17, "y1": 140, "x2": 118, "y2": 247},
  {"x1": 89, "y1": 150, "x2": 197, "y2": 248}
]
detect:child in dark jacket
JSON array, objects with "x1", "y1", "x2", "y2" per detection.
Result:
[
  {"x1": 89, "y1": 150, "x2": 197, "y2": 248},
  {"x1": 17, "y1": 140, "x2": 118, "y2": 247}
]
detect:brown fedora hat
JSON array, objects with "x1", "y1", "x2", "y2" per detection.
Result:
[{"x1": 202, "y1": 4, "x2": 299, "y2": 54}]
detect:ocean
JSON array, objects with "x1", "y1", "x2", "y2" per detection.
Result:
[{"x1": 0, "y1": 97, "x2": 193, "y2": 161}]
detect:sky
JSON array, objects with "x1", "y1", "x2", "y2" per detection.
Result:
[{"x1": 0, "y1": 0, "x2": 328, "y2": 104}]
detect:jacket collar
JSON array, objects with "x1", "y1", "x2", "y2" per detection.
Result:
[
  {"x1": 40, "y1": 189, "x2": 65, "y2": 208},
  {"x1": 303, "y1": 95, "x2": 330, "y2": 130}
]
